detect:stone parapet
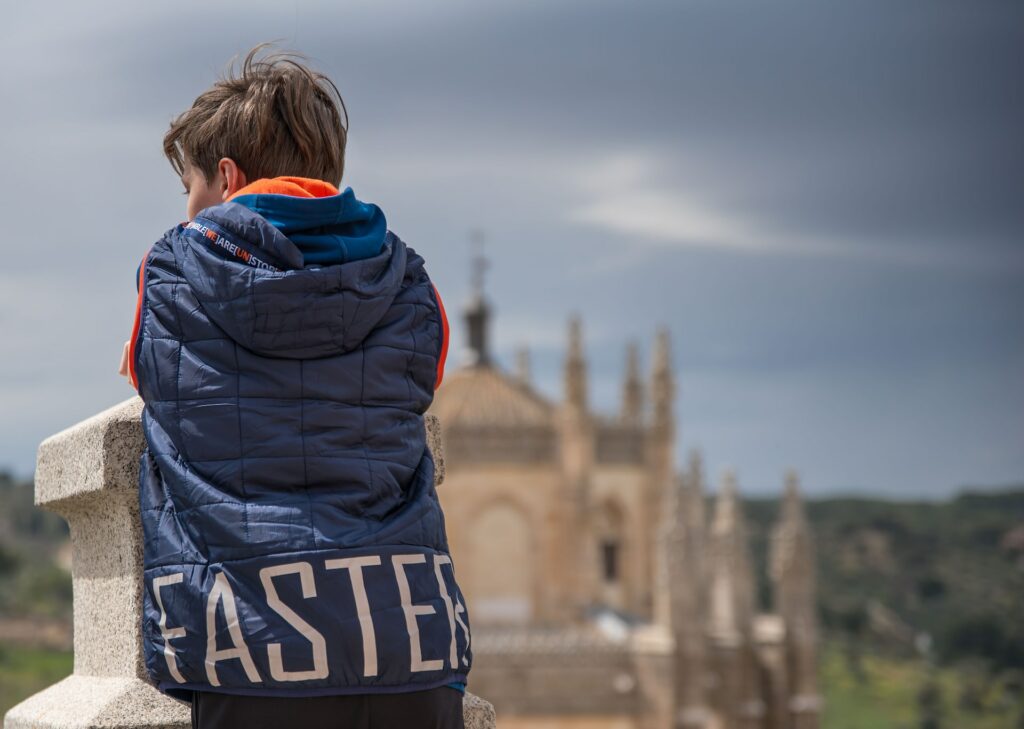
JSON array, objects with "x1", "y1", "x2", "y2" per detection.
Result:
[
  {"x1": 4, "y1": 397, "x2": 493, "y2": 729},
  {"x1": 470, "y1": 624, "x2": 674, "y2": 727}
]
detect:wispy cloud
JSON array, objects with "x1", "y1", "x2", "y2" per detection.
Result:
[
  {"x1": 566, "y1": 152, "x2": 833, "y2": 256},
  {"x1": 570, "y1": 190, "x2": 769, "y2": 251},
  {"x1": 565, "y1": 151, "x2": 1023, "y2": 272}
]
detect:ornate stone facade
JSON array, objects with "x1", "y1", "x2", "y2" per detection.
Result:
[{"x1": 429, "y1": 278, "x2": 821, "y2": 729}]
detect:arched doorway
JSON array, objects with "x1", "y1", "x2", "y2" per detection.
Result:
[{"x1": 469, "y1": 502, "x2": 534, "y2": 624}]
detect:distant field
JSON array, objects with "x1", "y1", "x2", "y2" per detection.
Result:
[
  {"x1": 0, "y1": 642, "x2": 72, "y2": 717},
  {"x1": 822, "y1": 644, "x2": 1023, "y2": 729}
]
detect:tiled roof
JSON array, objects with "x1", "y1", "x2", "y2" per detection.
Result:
[{"x1": 430, "y1": 364, "x2": 557, "y2": 430}]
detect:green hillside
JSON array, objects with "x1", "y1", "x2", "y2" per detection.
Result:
[
  {"x1": 744, "y1": 488, "x2": 1024, "y2": 670},
  {"x1": 821, "y1": 644, "x2": 1023, "y2": 729},
  {"x1": 0, "y1": 473, "x2": 70, "y2": 621},
  {"x1": 745, "y1": 487, "x2": 1024, "y2": 728},
  {"x1": 0, "y1": 473, "x2": 73, "y2": 718}
]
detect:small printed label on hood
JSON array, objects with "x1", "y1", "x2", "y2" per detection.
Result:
[{"x1": 185, "y1": 220, "x2": 280, "y2": 272}]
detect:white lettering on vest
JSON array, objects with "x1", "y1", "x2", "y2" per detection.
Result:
[
  {"x1": 389, "y1": 556, "x2": 442, "y2": 675},
  {"x1": 392, "y1": 554, "x2": 444, "y2": 672},
  {"x1": 152, "y1": 573, "x2": 187, "y2": 683},
  {"x1": 455, "y1": 597, "x2": 471, "y2": 667},
  {"x1": 432, "y1": 555, "x2": 459, "y2": 669},
  {"x1": 205, "y1": 572, "x2": 261, "y2": 686},
  {"x1": 325, "y1": 555, "x2": 383, "y2": 678},
  {"x1": 259, "y1": 562, "x2": 329, "y2": 682}
]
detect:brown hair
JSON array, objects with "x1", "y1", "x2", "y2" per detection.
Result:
[{"x1": 163, "y1": 44, "x2": 348, "y2": 185}]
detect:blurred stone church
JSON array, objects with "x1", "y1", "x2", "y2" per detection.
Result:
[{"x1": 429, "y1": 264, "x2": 821, "y2": 729}]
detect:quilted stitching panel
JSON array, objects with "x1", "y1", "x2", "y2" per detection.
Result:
[{"x1": 137, "y1": 219, "x2": 446, "y2": 562}]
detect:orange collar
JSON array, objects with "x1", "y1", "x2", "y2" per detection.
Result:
[{"x1": 227, "y1": 176, "x2": 340, "y2": 201}]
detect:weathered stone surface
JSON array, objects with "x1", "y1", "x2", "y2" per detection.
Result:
[
  {"x1": 425, "y1": 413, "x2": 445, "y2": 486},
  {"x1": 35, "y1": 397, "x2": 145, "y2": 508},
  {"x1": 4, "y1": 676, "x2": 189, "y2": 729},
  {"x1": 462, "y1": 692, "x2": 497, "y2": 729},
  {"x1": 34, "y1": 398, "x2": 149, "y2": 681},
  {"x1": 5, "y1": 397, "x2": 493, "y2": 729}
]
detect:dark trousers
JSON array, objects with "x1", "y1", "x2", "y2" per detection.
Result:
[{"x1": 191, "y1": 687, "x2": 465, "y2": 729}]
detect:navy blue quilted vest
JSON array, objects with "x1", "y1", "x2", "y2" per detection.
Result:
[{"x1": 132, "y1": 202, "x2": 471, "y2": 699}]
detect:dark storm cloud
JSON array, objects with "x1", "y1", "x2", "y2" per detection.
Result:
[
  {"x1": 0, "y1": 0, "x2": 1021, "y2": 495},
  {"x1": 12, "y1": 0, "x2": 1022, "y2": 264}
]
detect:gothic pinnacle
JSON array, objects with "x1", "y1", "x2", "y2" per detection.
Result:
[
  {"x1": 713, "y1": 468, "x2": 740, "y2": 536},
  {"x1": 686, "y1": 450, "x2": 704, "y2": 490},
  {"x1": 781, "y1": 468, "x2": 808, "y2": 528},
  {"x1": 621, "y1": 341, "x2": 643, "y2": 423},
  {"x1": 651, "y1": 327, "x2": 675, "y2": 432},
  {"x1": 565, "y1": 315, "x2": 588, "y2": 411}
]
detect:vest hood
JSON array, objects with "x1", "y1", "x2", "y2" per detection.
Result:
[
  {"x1": 178, "y1": 202, "x2": 406, "y2": 359},
  {"x1": 228, "y1": 178, "x2": 388, "y2": 266}
]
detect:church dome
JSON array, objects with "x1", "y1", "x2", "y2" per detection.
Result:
[
  {"x1": 430, "y1": 246, "x2": 559, "y2": 462},
  {"x1": 430, "y1": 365, "x2": 556, "y2": 431}
]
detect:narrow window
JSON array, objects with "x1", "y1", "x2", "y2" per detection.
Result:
[{"x1": 601, "y1": 540, "x2": 619, "y2": 583}]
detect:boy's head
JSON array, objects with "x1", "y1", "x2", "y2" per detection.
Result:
[{"x1": 164, "y1": 45, "x2": 348, "y2": 219}]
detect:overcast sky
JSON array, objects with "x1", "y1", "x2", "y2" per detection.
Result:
[{"x1": 1, "y1": 0, "x2": 1021, "y2": 497}]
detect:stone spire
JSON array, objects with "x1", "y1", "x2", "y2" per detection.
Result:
[
  {"x1": 559, "y1": 314, "x2": 595, "y2": 615},
  {"x1": 645, "y1": 327, "x2": 677, "y2": 625},
  {"x1": 707, "y1": 469, "x2": 755, "y2": 643},
  {"x1": 620, "y1": 341, "x2": 644, "y2": 424},
  {"x1": 771, "y1": 470, "x2": 821, "y2": 729},
  {"x1": 564, "y1": 315, "x2": 588, "y2": 411},
  {"x1": 706, "y1": 469, "x2": 763, "y2": 729},
  {"x1": 662, "y1": 450, "x2": 710, "y2": 727},
  {"x1": 464, "y1": 233, "x2": 492, "y2": 367},
  {"x1": 514, "y1": 346, "x2": 531, "y2": 386},
  {"x1": 684, "y1": 450, "x2": 707, "y2": 542},
  {"x1": 663, "y1": 452, "x2": 707, "y2": 610},
  {"x1": 651, "y1": 327, "x2": 675, "y2": 436}
]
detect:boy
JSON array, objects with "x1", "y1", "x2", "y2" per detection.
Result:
[{"x1": 118, "y1": 46, "x2": 471, "y2": 729}]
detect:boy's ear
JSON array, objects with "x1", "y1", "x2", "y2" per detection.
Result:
[{"x1": 218, "y1": 158, "x2": 248, "y2": 200}]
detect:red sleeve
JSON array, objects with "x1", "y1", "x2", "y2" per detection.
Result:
[
  {"x1": 127, "y1": 250, "x2": 151, "y2": 391},
  {"x1": 432, "y1": 284, "x2": 450, "y2": 390}
]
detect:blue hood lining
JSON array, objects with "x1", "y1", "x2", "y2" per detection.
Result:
[{"x1": 230, "y1": 187, "x2": 387, "y2": 267}]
